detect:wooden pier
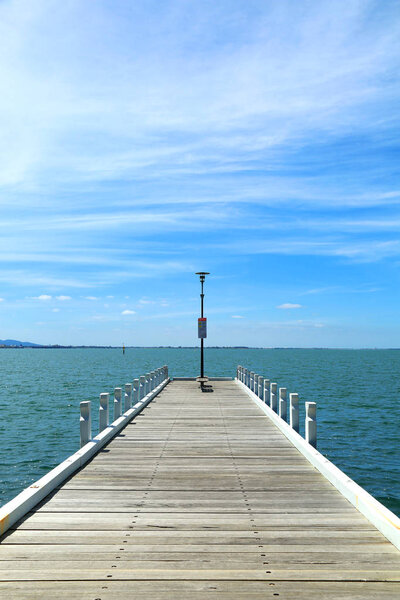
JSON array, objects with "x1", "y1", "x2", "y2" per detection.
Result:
[{"x1": 1, "y1": 379, "x2": 400, "y2": 598}]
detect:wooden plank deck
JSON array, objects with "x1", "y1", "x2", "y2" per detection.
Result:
[{"x1": 1, "y1": 379, "x2": 399, "y2": 599}]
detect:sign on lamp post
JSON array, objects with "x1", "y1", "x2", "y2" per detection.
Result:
[{"x1": 195, "y1": 272, "x2": 209, "y2": 380}]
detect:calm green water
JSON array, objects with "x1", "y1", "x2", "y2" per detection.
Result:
[{"x1": 0, "y1": 348, "x2": 399, "y2": 517}]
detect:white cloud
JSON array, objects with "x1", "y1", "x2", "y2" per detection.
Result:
[
  {"x1": 85, "y1": 296, "x2": 98, "y2": 300},
  {"x1": 301, "y1": 286, "x2": 339, "y2": 296},
  {"x1": 0, "y1": 1, "x2": 397, "y2": 196},
  {"x1": 121, "y1": 309, "x2": 136, "y2": 315},
  {"x1": 32, "y1": 294, "x2": 52, "y2": 301},
  {"x1": 56, "y1": 295, "x2": 71, "y2": 301},
  {"x1": 138, "y1": 298, "x2": 172, "y2": 307},
  {"x1": 301, "y1": 285, "x2": 382, "y2": 296},
  {"x1": 0, "y1": 272, "x2": 88, "y2": 288},
  {"x1": 217, "y1": 238, "x2": 400, "y2": 263},
  {"x1": 277, "y1": 303, "x2": 302, "y2": 310},
  {"x1": 0, "y1": 298, "x2": 4, "y2": 302},
  {"x1": 232, "y1": 315, "x2": 244, "y2": 319},
  {"x1": 52, "y1": 308, "x2": 60, "y2": 312}
]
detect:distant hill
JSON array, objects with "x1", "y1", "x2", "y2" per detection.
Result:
[{"x1": 0, "y1": 339, "x2": 43, "y2": 347}]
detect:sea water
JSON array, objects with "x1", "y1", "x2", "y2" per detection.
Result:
[{"x1": 0, "y1": 347, "x2": 399, "y2": 517}]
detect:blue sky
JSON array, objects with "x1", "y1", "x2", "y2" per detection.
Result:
[{"x1": 1, "y1": 0, "x2": 400, "y2": 347}]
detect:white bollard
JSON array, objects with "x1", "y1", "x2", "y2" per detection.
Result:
[
  {"x1": 149, "y1": 371, "x2": 153, "y2": 391},
  {"x1": 80, "y1": 401, "x2": 91, "y2": 448},
  {"x1": 245, "y1": 368, "x2": 249, "y2": 387},
  {"x1": 305, "y1": 402, "x2": 317, "y2": 448},
  {"x1": 124, "y1": 383, "x2": 132, "y2": 411},
  {"x1": 155, "y1": 368, "x2": 160, "y2": 386},
  {"x1": 150, "y1": 371, "x2": 156, "y2": 391},
  {"x1": 164, "y1": 365, "x2": 169, "y2": 379},
  {"x1": 139, "y1": 376, "x2": 146, "y2": 400},
  {"x1": 263, "y1": 379, "x2": 270, "y2": 404},
  {"x1": 258, "y1": 376, "x2": 264, "y2": 399},
  {"x1": 290, "y1": 393, "x2": 299, "y2": 432},
  {"x1": 279, "y1": 388, "x2": 287, "y2": 421},
  {"x1": 133, "y1": 378, "x2": 139, "y2": 404},
  {"x1": 250, "y1": 372, "x2": 255, "y2": 392},
  {"x1": 270, "y1": 383, "x2": 277, "y2": 412},
  {"x1": 99, "y1": 392, "x2": 109, "y2": 432},
  {"x1": 114, "y1": 387, "x2": 122, "y2": 419},
  {"x1": 145, "y1": 373, "x2": 151, "y2": 396},
  {"x1": 254, "y1": 373, "x2": 259, "y2": 393}
]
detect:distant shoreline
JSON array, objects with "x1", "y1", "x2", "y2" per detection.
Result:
[{"x1": 1, "y1": 345, "x2": 399, "y2": 350}]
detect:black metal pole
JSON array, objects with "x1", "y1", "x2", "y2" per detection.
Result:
[
  {"x1": 200, "y1": 279, "x2": 204, "y2": 378},
  {"x1": 196, "y1": 272, "x2": 209, "y2": 382}
]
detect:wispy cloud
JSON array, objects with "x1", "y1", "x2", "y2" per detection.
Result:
[
  {"x1": 215, "y1": 238, "x2": 400, "y2": 262},
  {"x1": 0, "y1": 1, "x2": 399, "y2": 346},
  {"x1": 301, "y1": 285, "x2": 383, "y2": 296},
  {"x1": 32, "y1": 294, "x2": 52, "y2": 301},
  {"x1": 0, "y1": 1, "x2": 399, "y2": 193},
  {"x1": 277, "y1": 303, "x2": 302, "y2": 310},
  {"x1": 121, "y1": 309, "x2": 136, "y2": 315},
  {"x1": 0, "y1": 271, "x2": 91, "y2": 289}
]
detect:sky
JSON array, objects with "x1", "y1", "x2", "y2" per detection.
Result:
[{"x1": 0, "y1": 0, "x2": 400, "y2": 347}]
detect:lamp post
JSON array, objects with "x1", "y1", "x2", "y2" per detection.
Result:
[{"x1": 196, "y1": 272, "x2": 209, "y2": 379}]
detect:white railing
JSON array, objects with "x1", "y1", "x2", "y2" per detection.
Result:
[
  {"x1": 236, "y1": 364, "x2": 316, "y2": 447},
  {"x1": 80, "y1": 365, "x2": 169, "y2": 448}
]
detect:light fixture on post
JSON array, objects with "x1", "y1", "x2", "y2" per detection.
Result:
[{"x1": 195, "y1": 271, "x2": 209, "y2": 387}]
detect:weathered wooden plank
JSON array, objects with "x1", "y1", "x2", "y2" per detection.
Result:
[
  {"x1": 4, "y1": 558, "x2": 397, "y2": 571},
  {"x1": 34, "y1": 505, "x2": 354, "y2": 514},
  {"x1": 0, "y1": 581, "x2": 398, "y2": 600},
  {"x1": 1, "y1": 547, "x2": 399, "y2": 563},
  {"x1": 2, "y1": 528, "x2": 389, "y2": 546},
  {"x1": 0, "y1": 564, "x2": 399, "y2": 581},
  {"x1": 60, "y1": 477, "x2": 332, "y2": 491},
  {"x1": 13, "y1": 511, "x2": 373, "y2": 530},
  {"x1": 34, "y1": 489, "x2": 354, "y2": 513}
]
